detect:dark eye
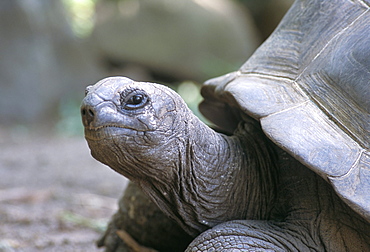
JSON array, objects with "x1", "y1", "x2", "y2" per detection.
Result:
[
  {"x1": 121, "y1": 92, "x2": 148, "y2": 109},
  {"x1": 129, "y1": 94, "x2": 144, "y2": 105}
]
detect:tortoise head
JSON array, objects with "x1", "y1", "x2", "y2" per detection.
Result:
[
  {"x1": 81, "y1": 76, "x2": 279, "y2": 236},
  {"x1": 81, "y1": 76, "x2": 189, "y2": 181}
]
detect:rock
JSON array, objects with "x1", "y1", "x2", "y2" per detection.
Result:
[{"x1": 91, "y1": 0, "x2": 261, "y2": 81}]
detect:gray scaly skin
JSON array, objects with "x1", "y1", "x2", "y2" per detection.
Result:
[{"x1": 81, "y1": 77, "x2": 370, "y2": 251}]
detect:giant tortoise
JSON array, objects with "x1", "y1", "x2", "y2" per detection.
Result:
[{"x1": 81, "y1": 0, "x2": 370, "y2": 250}]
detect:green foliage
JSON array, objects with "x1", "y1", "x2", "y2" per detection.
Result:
[
  {"x1": 62, "y1": 0, "x2": 97, "y2": 38},
  {"x1": 56, "y1": 96, "x2": 84, "y2": 136}
]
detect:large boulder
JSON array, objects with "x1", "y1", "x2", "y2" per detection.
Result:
[{"x1": 91, "y1": 0, "x2": 261, "y2": 81}]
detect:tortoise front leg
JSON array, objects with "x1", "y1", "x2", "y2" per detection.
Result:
[
  {"x1": 185, "y1": 220, "x2": 318, "y2": 252},
  {"x1": 98, "y1": 182, "x2": 192, "y2": 252}
]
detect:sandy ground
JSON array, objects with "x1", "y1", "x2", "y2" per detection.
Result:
[{"x1": 0, "y1": 129, "x2": 129, "y2": 252}]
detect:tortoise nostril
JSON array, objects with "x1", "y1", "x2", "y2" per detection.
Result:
[
  {"x1": 88, "y1": 109, "x2": 94, "y2": 117},
  {"x1": 81, "y1": 107, "x2": 95, "y2": 117},
  {"x1": 81, "y1": 106, "x2": 96, "y2": 126}
]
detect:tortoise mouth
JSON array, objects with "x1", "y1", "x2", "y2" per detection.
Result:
[{"x1": 84, "y1": 125, "x2": 138, "y2": 141}]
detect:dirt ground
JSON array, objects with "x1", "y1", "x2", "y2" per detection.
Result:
[{"x1": 0, "y1": 128, "x2": 129, "y2": 252}]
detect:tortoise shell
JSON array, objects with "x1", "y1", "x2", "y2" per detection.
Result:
[{"x1": 199, "y1": 0, "x2": 370, "y2": 221}]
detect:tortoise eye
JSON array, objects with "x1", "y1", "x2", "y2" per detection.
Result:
[
  {"x1": 128, "y1": 94, "x2": 144, "y2": 105},
  {"x1": 121, "y1": 92, "x2": 148, "y2": 109}
]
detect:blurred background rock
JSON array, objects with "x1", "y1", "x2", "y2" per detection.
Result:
[{"x1": 0, "y1": 0, "x2": 293, "y2": 135}]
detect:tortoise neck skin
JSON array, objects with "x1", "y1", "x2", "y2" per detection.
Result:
[
  {"x1": 144, "y1": 115, "x2": 279, "y2": 236},
  {"x1": 81, "y1": 77, "x2": 277, "y2": 237}
]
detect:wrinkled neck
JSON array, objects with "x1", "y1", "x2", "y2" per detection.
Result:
[
  {"x1": 140, "y1": 114, "x2": 278, "y2": 237},
  {"x1": 180, "y1": 125, "x2": 248, "y2": 233}
]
